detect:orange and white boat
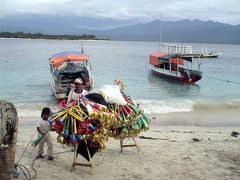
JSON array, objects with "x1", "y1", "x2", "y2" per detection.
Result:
[
  {"x1": 49, "y1": 51, "x2": 94, "y2": 99},
  {"x1": 149, "y1": 44, "x2": 202, "y2": 83}
]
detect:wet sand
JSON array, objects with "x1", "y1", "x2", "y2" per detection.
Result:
[{"x1": 150, "y1": 108, "x2": 240, "y2": 127}]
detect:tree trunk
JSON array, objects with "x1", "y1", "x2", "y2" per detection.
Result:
[{"x1": 0, "y1": 100, "x2": 18, "y2": 180}]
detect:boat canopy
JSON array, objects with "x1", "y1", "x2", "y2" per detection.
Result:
[
  {"x1": 50, "y1": 51, "x2": 89, "y2": 68},
  {"x1": 149, "y1": 52, "x2": 184, "y2": 65}
]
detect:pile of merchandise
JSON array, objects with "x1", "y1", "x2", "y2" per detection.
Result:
[
  {"x1": 49, "y1": 81, "x2": 151, "y2": 154},
  {"x1": 107, "y1": 91, "x2": 150, "y2": 139}
]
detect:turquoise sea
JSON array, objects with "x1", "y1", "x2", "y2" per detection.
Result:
[{"x1": 0, "y1": 38, "x2": 240, "y2": 117}]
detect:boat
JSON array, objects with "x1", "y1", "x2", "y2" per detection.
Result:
[
  {"x1": 149, "y1": 15, "x2": 202, "y2": 83},
  {"x1": 49, "y1": 51, "x2": 94, "y2": 99},
  {"x1": 201, "y1": 51, "x2": 222, "y2": 58},
  {"x1": 149, "y1": 44, "x2": 202, "y2": 83},
  {"x1": 200, "y1": 45, "x2": 222, "y2": 58}
]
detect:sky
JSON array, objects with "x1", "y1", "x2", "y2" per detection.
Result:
[{"x1": 0, "y1": 0, "x2": 240, "y2": 25}]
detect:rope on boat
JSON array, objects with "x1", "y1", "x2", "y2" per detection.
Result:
[{"x1": 205, "y1": 75, "x2": 240, "y2": 85}]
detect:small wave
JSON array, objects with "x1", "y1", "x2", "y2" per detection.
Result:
[
  {"x1": 135, "y1": 99, "x2": 194, "y2": 114},
  {"x1": 14, "y1": 99, "x2": 240, "y2": 117},
  {"x1": 136, "y1": 99, "x2": 240, "y2": 114},
  {"x1": 193, "y1": 100, "x2": 240, "y2": 110},
  {"x1": 15, "y1": 102, "x2": 60, "y2": 118}
]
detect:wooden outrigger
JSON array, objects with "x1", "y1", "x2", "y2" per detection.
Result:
[{"x1": 0, "y1": 100, "x2": 18, "y2": 180}]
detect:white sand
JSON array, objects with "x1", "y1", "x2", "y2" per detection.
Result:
[{"x1": 15, "y1": 109, "x2": 240, "y2": 180}]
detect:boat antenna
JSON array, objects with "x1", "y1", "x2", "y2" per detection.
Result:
[
  {"x1": 81, "y1": 41, "x2": 84, "y2": 53},
  {"x1": 159, "y1": 13, "x2": 163, "y2": 51}
]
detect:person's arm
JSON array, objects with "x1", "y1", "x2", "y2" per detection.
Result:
[
  {"x1": 48, "y1": 121, "x2": 55, "y2": 131},
  {"x1": 37, "y1": 127, "x2": 46, "y2": 136},
  {"x1": 66, "y1": 90, "x2": 73, "y2": 105}
]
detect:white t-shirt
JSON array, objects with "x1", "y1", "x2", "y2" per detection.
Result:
[
  {"x1": 37, "y1": 119, "x2": 51, "y2": 135},
  {"x1": 67, "y1": 89, "x2": 89, "y2": 105}
]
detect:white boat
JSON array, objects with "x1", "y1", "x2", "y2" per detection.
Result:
[
  {"x1": 201, "y1": 51, "x2": 222, "y2": 58},
  {"x1": 49, "y1": 51, "x2": 94, "y2": 99},
  {"x1": 200, "y1": 45, "x2": 222, "y2": 58}
]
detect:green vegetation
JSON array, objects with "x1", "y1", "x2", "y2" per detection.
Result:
[{"x1": 0, "y1": 31, "x2": 104, "y2": 40}]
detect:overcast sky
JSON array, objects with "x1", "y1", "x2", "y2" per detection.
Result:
[{"x1": 0, "y1": 0, "x2": 240, "y2": 25}]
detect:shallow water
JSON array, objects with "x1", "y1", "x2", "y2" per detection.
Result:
[{"x1": 0, "y1": 39, "x2": 239, "y2": 116}]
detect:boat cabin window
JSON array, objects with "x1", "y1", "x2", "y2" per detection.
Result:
[
  {"x1": 171, "y1": 63, "x2": 177, "y2": 71},
  {"x1": 159, "y1": 61, "x2": 169, "y2": 70},
  {"x1": 75, "y1": 60, "x2": 87, "y2": 67}
]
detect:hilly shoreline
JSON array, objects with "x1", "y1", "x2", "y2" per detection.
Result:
[{"x1": 1, "y1": 16, "x2": 239, "y2": 44}]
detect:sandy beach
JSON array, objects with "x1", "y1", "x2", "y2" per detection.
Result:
[{"x1": 15, "y1": 108, "x2": 240, "y2": 180}]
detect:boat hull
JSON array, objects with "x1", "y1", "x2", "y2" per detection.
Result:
[
  {"x1": 201, "y1": 54, "x2": 219, "y2": 58},
  {"x1": 149, "y1": 64, "x2": 201, "y2": 83},
  {"x1": 200, "y1": 51, "x2": 222, "y2": 58}
]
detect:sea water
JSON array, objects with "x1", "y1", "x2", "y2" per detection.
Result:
[{"x1": 0, "y1": 39, "x2": 240, "y2": 117}]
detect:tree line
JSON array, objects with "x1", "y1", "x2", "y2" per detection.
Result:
[{"x1": 0, "y1": 32, "x2": 100, "y2": 40}]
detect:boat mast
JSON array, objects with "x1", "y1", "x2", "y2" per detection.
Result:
[
  {"x1": 81, "y1": 41, "x2": 84, "y2": 53},
  {"x1": 159, "y1": 13, "x2": 163, "y2": 51}
]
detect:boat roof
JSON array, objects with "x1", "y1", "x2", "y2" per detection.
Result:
[
  {"x1": 50, "y1": 51, "x2": 89, "y2": 60},
  {"x1": 161, "y1": 43, "x2": 192, "y2": 48},
  {"x1": 150, "y1": 52, "x2": 202, "y2": 62},
  {"x1": 160, "y1": 43, "x2": 193, "y2": 54},
  {"x1": 50, "y1": 51, "x2": 89, "y2": 68}
]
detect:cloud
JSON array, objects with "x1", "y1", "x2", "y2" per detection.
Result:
[{"x1": 0, "y1": 0, "x2": 240, "y2": 24}]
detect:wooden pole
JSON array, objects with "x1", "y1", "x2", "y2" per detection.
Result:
[
  {"x1": 120, "y1": 137, "x2": 140, "y2": 153},
  {"x1": 71, "y1": 141, "x2": 93, "y2": 173},
  {"x1": 0, "y1": 100, "x2": 18, "y2": 180}
]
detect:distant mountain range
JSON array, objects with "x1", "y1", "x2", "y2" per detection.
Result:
[
  {"x1": 96, "y1": 19, "x2": 240, "y2": 44},
  {"x1": 0, "y1": 15, "x2": 240, "y2": 44}
]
